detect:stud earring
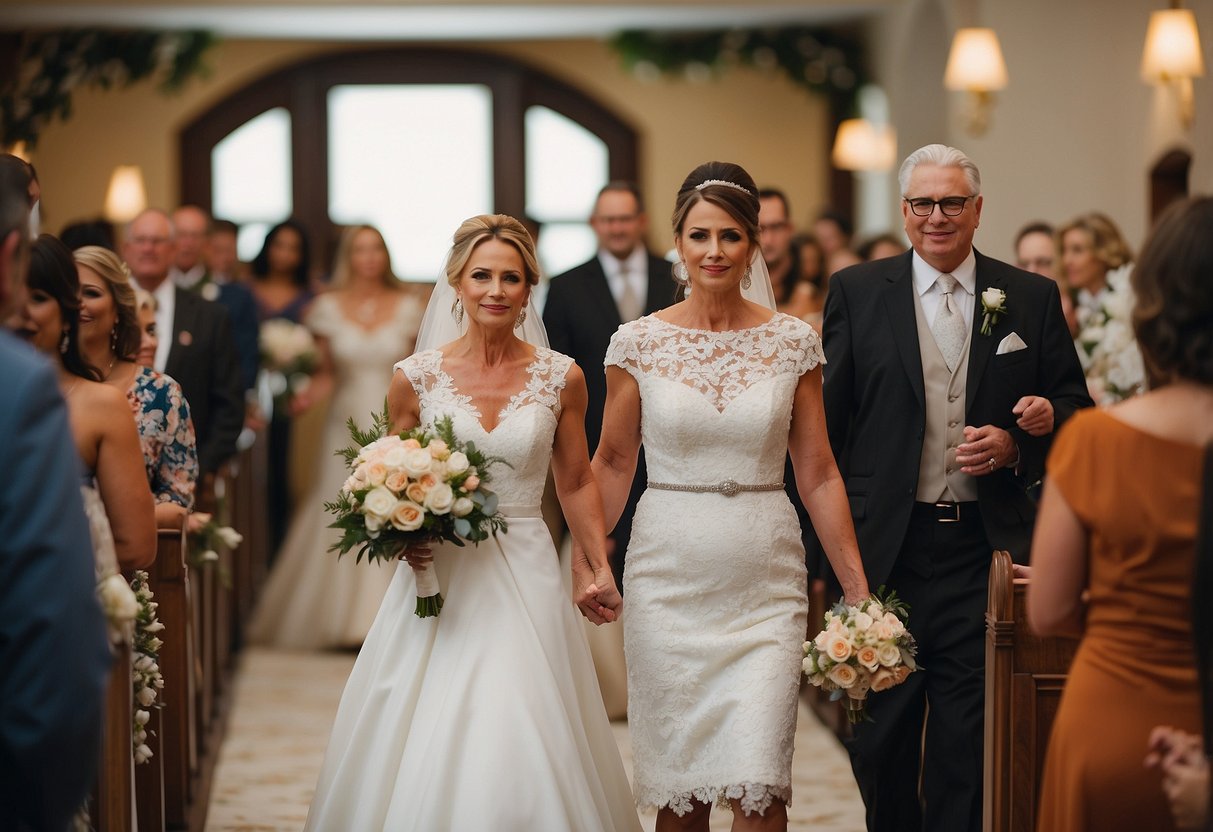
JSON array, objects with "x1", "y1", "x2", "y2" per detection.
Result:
[
  {"x1": 741, "y1": 265, "x2": 753, "y2": 290},
  {"x1": 453, "y1": 297, "x2": 464, "y2": 326}
]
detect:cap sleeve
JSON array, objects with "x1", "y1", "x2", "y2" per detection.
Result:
[
  {"x1": 1044, "y1": 408, "x2": 1102, "y2": 528},
  {"x1": 304, "y1": 293, "x2": 340, "y2": 339},
  {"x1": 604, "y1": 323, "x2": 639, "y2": 376},
  {"x1": 777, "y1": 314, "x2": 826, "y2": 376}
]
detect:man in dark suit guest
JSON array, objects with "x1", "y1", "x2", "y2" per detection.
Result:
[
  {"x1": 124, "y1": 209, "x2": 244, "y2": 489},
  {"x1": 543, "y1": 181, "x2": 678, "y2": 591},
  {"x1": 171, "y1": 205, "x2": 259, "y2": 392},
  {"x1": 0, "y1": 157, "x2": 112, "y2": 832},
  {"x1": 816, "y1": 144, "x2": 1092, "y2": 832}
]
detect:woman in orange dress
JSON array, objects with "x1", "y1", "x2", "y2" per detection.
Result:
[{"x1": 1029, "y1": 196, "x2": 1213, "y2": 831}]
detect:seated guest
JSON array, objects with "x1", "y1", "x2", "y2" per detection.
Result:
[
  {"x1": 7, "y1": 235, "x2": 156, "y2": 570},
  {"x1": 1030, "y1": 196, "x2": 1213, "y2": 832},
  {"x1": 75, "y1": 245, "x2": 198, "y2": 528}
]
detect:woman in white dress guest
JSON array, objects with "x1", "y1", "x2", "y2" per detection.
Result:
[
  {"x1": 250, "y1": 224, "x2": 425, "y2": 649},
  {"x1": 591, "y1": 162, "x2": 870, "y2": 831},
  {"x1": 304, "y1": 215, "x2": 638, "y2": 831}
]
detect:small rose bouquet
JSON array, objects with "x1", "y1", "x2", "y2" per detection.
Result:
[
  {"x1": 259, "y1": 318, "x2": 318, "y2": 414},
  {"x1": 803, "y1": 588, "x2": 918, "y2": 724},
  {"x1": 325, "y1": 408, "x2": 508, "y2": 617},
  {"x1": 129, "y1": 570, "x2": 164, "y2": 765},
  {"x1": 1074, "y1": 264, "x2": 1145, "y2": 405}
]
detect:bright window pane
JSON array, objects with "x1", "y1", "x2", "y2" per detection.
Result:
[
  {"x1": 536, "y1": 222, "x2": 597, "y2": 278},
  {"x1": 212, "y1": 107, "x2": 292, "y2": 261},
  {"x1": 328, "y1": 85, "x2": 493, "y2": 281},
  {"x1": 525, "y1": 106, "x2": 607, "y2": 220}
]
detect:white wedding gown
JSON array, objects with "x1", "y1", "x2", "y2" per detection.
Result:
[
  {"x1": 606, "y1": 313, "x2": 823, "y2": 816},
  {"x1": 304, "y1": 347, "x2": 640, "y2": 832}
]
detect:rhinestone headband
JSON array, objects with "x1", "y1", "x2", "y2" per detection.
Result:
[{"x1": 695, "y1": 179, "x2": 754, "y2": 197}]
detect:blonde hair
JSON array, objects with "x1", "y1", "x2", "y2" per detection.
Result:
[
  {"x1": 443, "y1": 215, "x2": 540, "y2": 289},
  {"x1": 1057, "y1": 212, "x2": 1133, "y2": 272},
  {"x1": 328, "y1": 224, "x2": 400, "y2": 290},
  {"x1": 73, "y1": 245, "x2": 141, "y2": 360}
]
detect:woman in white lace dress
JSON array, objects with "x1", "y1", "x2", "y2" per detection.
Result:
[
  {"x1": 304, "y1": 215, "x2": 639, "y2": 831},
  {"x1": 592, "y1": 162, "x2": 871, "y2": 830}
]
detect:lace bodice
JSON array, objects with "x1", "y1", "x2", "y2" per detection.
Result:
[
  {"x1": 606, "y1": 314, "x2": 824, "y2": 486},
  {"x1": 395, "y1": 348, "x2": 573, "y2": 507}
]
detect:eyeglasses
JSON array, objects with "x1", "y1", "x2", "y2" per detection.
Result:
[{"x1": 903, "y1": 196, "x2": 976, "y2": 217}]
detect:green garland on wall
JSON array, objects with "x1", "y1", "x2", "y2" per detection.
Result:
[
  {"x1": 1, "y1": 29, "x2": 216, "y2": 149},
  {"x1": 609, "y1": 26, "x2": 867, "y2": 109}
]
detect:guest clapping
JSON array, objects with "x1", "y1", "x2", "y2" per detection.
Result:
[
  {"x1": 1031, "y1": 196, "x2": 1213, "y2": 831},
  {"x1": 8, "y1": 235, "x2": 155, "y2": 569}
]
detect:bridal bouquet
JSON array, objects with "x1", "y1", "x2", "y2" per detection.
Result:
[
  {"x1": 1074, "y1": 264, "x2": 1145, "y2": 405},
  {"x1": 803, "y1": 589, "x2": 918, "y2": 724},
  {"x1": 325, "y1": 409, "x2": 508, "y2": 617},
  {"x1": 259, "y1": 318, "x2": 318, "y2": 413}
]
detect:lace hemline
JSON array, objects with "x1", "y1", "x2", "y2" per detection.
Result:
[{"x1": 637, "y1": 782, "x2": 791, "y2": 817}]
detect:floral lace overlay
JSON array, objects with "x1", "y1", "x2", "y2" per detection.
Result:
[
  {"x1": 396, "y1": 347, "x2": 573, "y2": 507},
  {"x1": 605, "y1": 313, "x2": 823, "y2": 413},
  {"x1": 608, "y1": 313, "x2": 813, "y2": 815}
]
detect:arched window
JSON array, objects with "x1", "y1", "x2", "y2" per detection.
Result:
[{"x1": 180, "y1": 48, "x2": 638, "y2": 280}]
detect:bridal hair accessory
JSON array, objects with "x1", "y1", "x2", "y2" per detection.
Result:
[
  {"x1": 695, "y1": 179, "x2": 754, "y2": 197},
  {"x1": 672, "y1": 261, "x2": 689, "y2": 285},
  {"x1": 514, "y1": 307, "x2": 527, "y2": 328},
  {"x1": 742, "y1": 265, "x2": 753, "y2": 290},
  {"x1": 452, "y1": 296, "x2": 464, "y2": 326}
]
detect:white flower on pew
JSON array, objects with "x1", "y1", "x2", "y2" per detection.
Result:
[
  {"x1": 130, "y1": 570, "x2": 165, "y2": 764},
  {"x1": 99, "y1": 573, "x2": 139, "y2": 627}
]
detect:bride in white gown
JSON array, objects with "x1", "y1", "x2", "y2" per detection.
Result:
[
  {"x1": 591, "y1": 163, "x2": 871, "y2": 831},
  {"x1": 304, "y1": 215, "x2": 640, "y2": 832}
]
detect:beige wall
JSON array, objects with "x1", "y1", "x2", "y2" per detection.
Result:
[
  {"x1": 870, "y1": 0, "x2": 1213, "y2": 262},
  {"x1": 28, "y1": 37, "x2": 831, "y2": 255}
]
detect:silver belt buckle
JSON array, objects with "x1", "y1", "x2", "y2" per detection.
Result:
[
  {"x1": 935, "y1": 501, "x2": 961, "y2": 523},
  {"x1": 718, "y1": 478, "x2": 740, "y2": 497}
]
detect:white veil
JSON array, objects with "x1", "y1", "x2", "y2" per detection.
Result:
[
  {"x1": 742, "y1": 247, "x2": 777, "y2": 311},
  {"x1": 413, "y1": 270, "x2": 550, "y2": 353}
]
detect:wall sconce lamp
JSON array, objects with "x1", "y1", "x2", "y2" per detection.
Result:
[
  {"x1": 944, "y1": 27, "x2": 1009, "y2": 136},
  {"x1": 104, "y1": 165, "x2": 147, "y2": 224},
  {"x1": 832, "y1": 119, "x2": 897, "y2": 172},
  {"x1": 1141, "y1": 5, "x2": 1205, "y2": 129}
]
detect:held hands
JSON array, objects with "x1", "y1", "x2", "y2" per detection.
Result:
[
  {"x1": 1012, "y1": 395, "x2": 1054, "y2": 437},
  {"x1": 571, "y1": 543, "x2": 623, "y2": 626},
  {"x1": 1145, "y1": 726, "x2": 1211, "y2": 832},
  {"x1": 956, "y1": 425, "x2": 1018, "y2": 477}
]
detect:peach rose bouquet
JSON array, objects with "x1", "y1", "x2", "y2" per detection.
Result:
[
  {"x1": 325, "y1": 409, "x2": 508, "y2": 616},
  {"x1": 802, "y1": 588, "x2": 918, "y2": 723}
]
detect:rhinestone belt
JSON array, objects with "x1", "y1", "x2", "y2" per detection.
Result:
[{"x1": 647, "y1": 479, "x2": 784, "y2": 497}]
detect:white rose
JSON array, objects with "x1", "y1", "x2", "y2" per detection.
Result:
[
  {"x1": 827, "y1": 663, "x2": 858, "y2": 689},
  {"x1": 383, "y1": 446, "x2": 409, "y2": 471},
  {"x1": 136, "y1": 686, "x2": 157, "y2": 707},
  {"x1": 99, "y1": 574, "x2": 139, "y2": 623},
  {"x1": 982, "y1": 288, "x2": 1006, "y2": 310},
  {"x1": 134, "y1": 709, "x2": 151, "y2": 726},
  {"x1": 134, "y1": 744, "x2": 153, "y2": 764},
  {"x1": 363, "y1": 486, "x2": 397, "y2": 520},
  {"x1": 403, "y1": 447, "x2": 435, "y2": 477},
  {"x1": 216, "y1": 526, "x2": 243, "y2": 548},
  {"x1": 451, "y1": 496, "x2": 474, "y2": 518},
  {"x1": 424, "y1": 483, "x2": 455, "y2": 515},
  {"x1": 802, "y1": 653, "x2": 819, "y2": 676},
  {"x1": 852, "y1": 612, "x2": 874, "y2": 634},
  {"x1": 446, "y1": 451, "x2": 470, "y2": 474},
  {"x1": 876, "y1": 643, "x2": 902, "y2": 667},
  {"x1": 427, "y1": 439, "x2": 450, "y2": 460}
]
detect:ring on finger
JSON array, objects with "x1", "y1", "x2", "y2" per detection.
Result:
[{"x1": 988, "y1": 457, "x2": 996, "y2": 470}]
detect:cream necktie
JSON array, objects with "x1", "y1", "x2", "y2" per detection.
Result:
[
  {"x1": 931, "y1": 274, "x2": 966, "y2": 372},
  {"x1": 617, "y1": 263, "x2": 643, "y2": 322}
]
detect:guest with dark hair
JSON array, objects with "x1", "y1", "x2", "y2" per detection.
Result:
[
  {"x1": 0, "y1": 154, "x2": 113, "y2": 832},
  {"x1": 1031, "y1": 196, "x2": 1213, "y2": 831},
  {"x1": 1015, "y1": 220, "x2": 1078, "y2": 337},
  {"x1": 250, "y1": 218, "x2": 314, "y2": 322},
  {"x1": 60, "y1": 217, "x2": 117, "y2": 252},
  {"x1": 206, "y1": 218, "x2": 244, "y2": 284},
  {"x1": 856, "y1": 232, "x2": 907, "y2": 262}
]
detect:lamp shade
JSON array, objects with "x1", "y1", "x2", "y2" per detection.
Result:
[
  {"x1": 104, "y1": 165, "x2": 147, "y2": 223},
  {"x1": 944, "y1": 28, "x2": 1009, "y2": 91},
  {"x1": 831, "y1": 119, "x2": 897, "y2": 171},
  {"x1": 1141, "y1": 9, "x2": 1205, "y2": 81}
]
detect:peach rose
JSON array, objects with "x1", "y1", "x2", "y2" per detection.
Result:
[
  {"x1": 825, "y1": 632, "x2": 853, "y2": 663},
  {"x1": 402, "y1": 438, "x2": 422, "y2": 450},
  {"x1": 405, "y1": 482, "x2": 429, "y2": 504},
  {"x1": 427, "y1": 439, "x2": 450, "y2": 460},
  {"x1": 463, "y1": 475, "x2": 480, "y2": 492},
  {"x1": 366, "y1": 462, "x2": 388, "y2": 486},
  {"x1": 856, "y1": 645, "x2": 880, "y2": 671},
  {"x1": 870, "y1": 667, "x2": 898, "y2": 692},
  {"x1": 390, "y1": 500, "x2": 425, "y2": 532},
  {"x1": 827, "y1": 663, "x2": 858, "y2": 689},
  {"x1": 385, "y1": 471, "x2": 409, "y2": 493}
]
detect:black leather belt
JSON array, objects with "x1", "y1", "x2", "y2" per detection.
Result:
[{"x1": 913, "y1": 501, "x2": 980, "y2": 523}]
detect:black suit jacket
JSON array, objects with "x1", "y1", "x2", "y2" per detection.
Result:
[
  {"x1": 818, "y1": 249, "x2": 1092, "y2": 586},
  {"x1": 165, "y1": 287, "x2": 245, "y2": 475}
]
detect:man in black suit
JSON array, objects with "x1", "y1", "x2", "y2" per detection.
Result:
[
  {"x1": 171, "y1": 205, "x2": 259, "y2": 392},
  {"x1": 543, "y1": 181, "x2": 678, "y2": 591},
  {"x1": 125, "y1": 209, "x2": 244, "y2": 490},
  {"x1": 0, "y1": 156, "x2": 112, "y2": 832},
  {"x1": 818, "y1": 145, "x2": 1091, "y2": 832}
]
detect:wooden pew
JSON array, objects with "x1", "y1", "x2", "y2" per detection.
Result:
[
  {"x1": 148, "y1": 525, "x2": 196, "y2": 830},
  {"x1": 94, "y1": 645, "x2": 134, "y2": 832},
  {"x1": 983, "y1": 549, "x2": 1079, "y2": 832}
]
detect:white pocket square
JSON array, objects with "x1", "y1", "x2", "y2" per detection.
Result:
[{"x1": 996, "y1": 332, "x2": 1027, "y2": 355}]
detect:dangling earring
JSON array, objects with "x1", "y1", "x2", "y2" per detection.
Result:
[
  {"x1": 59, "y1": 330, "x2": 69, "y2": 355},
  {"x1": 453, "y1": 297, "x2": 464, "y2": 326},
  {"x1": 514, "y1": 307, "x2": 527, "y2": 329},
  {"x1": 110, "y1": 326, "x2": 118, "y2": 352},
  {"x1": 741, "y1": 265, "x2": 753, "y2": 290},
  {"x1": 672, "y1": 261, "x2": 689, "y2": 284}
]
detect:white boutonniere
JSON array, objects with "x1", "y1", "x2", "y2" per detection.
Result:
[{"x1": 980, "y1": 288, "x2": 1007, "y2": 336}]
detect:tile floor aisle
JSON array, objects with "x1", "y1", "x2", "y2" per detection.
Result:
[{"x1": 204, "y1": 647, "x2": 866, "y2": 831}]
